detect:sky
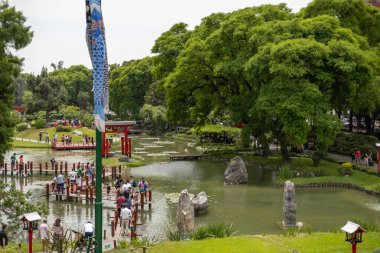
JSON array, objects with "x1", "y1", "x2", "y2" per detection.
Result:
[{"x1": 9, "y1": 0, "x2": 313, "y2": 74}]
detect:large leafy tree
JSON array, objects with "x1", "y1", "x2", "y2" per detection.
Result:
[
  {"x1": 109, "y1": 57, "x2": 154, "y2": 119},
  {"x1": 0, "y1": 1, "x2": 32, "y2": 163},
  {"x1": 165, "y1": 3, "x2": 378, "y2": 161},
  {"x1": 30, "y1": 67, "x2": 69, "y2": 122},
  {"x1": 49, "y1": 65, "x2": 93, "y2": 110}
]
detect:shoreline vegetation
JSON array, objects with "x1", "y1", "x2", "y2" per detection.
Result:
[{"x1": 11, "y1": 128, "x2": 380, "y2": 196}]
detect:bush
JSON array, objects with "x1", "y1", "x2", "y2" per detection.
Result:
[
  {"x1": 191, "y1": 223, "x2": 234, "y2": 240},
  {"x1": 166, "y1": 229, "x2": 181, "y2": 241},
  {"x1": 56, "y1": 125, "x2": 72, "y2": 132},
  {"x1": 35, "y1": 118, "x2": 46, "y2": 129},
  {"x1": 15, "y1": 123, "x2": 28, "y2": 132},
  {"x1": 329, "y1": 132, "x2": 378, "y2": 159},
  {"x1": 277, "y1": 166, "x2": 293, "y2": 180},
  {"x1": 311, "y1": 150, "x2": 326, "y2": 166}
]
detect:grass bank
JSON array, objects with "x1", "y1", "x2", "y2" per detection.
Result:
[
  {"x1": 110, "y1": 233, "x2": 380, "y2": 253},
  {"x1": 15, "y1": 127, "x2": 95, "y2": 142},
  {"x1": 11, "y1": 139, "x2": 51, "y2": 148}
]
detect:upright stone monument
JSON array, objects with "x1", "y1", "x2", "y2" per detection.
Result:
[
  {"x1": 176, "y1": 189, "x2": 194, "y2": 235},
  {"x1": 224, "y1": 156, "x2": 248, "y2": 185},
  {"x1": 283, "y1": 180, "x2": 297, "y2": 227}
]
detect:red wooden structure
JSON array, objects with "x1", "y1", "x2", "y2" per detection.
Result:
[{"x1": 103, "y1": 121, "x2": 136, "y2": 157}]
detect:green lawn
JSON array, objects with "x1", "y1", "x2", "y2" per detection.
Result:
[
  {"x1": 111, "y1": 233, "x2": 380, "y2": 253},
  {"x1": 11, "y1": 139, "x2": 51, "y2": 148},
  {"x1": 15, "y1": 127, "x2": 95, "y2": 143}
]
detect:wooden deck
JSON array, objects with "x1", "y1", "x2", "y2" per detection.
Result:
[{"x1": 52, "y1": 142, "x2": 96, "y2": 150}]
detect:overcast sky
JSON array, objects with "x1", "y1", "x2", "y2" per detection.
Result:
[{"x1": 9, "y1": 0, "x2": 312, "y2": 74}]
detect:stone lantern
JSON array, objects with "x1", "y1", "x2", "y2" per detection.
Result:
[
  {"x1": 341, "y1": 221, "x2": 366, "y2": 253},
  {"x1": 20, "y1": 212, "x2": 42, "y2": 253}
]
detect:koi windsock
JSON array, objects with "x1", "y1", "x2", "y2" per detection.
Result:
[{"x1": 85, "y1": 0, "x2": 110, "y2": 132}]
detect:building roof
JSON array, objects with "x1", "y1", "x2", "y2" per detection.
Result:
[{"x1": 341, "y1": 221, "x2": 366, "y2": 234}]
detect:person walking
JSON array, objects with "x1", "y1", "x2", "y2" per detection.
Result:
[
  {"x1": 39, "y1": 131, "x2": 43, "y2": 142},
  {"x1": 0, "y1": 224, "x2": 8, "y2": 248},
  {"x1": 51, "y1": 219, "x2": 64, "y2": 253},
  {"x1": 38, "y1": 219, "x2": 50, "y2": 253},
  {"x1": 10, "y1": 153, "x2": 17, "y2": 171},
  {"x1": 120, "y1": 205, "x2": 132, "y2": 236}
]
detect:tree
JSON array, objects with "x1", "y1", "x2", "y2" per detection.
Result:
[
  {"x1": 32, "y1": 67, "x2": 68, "y2": 123},
  {"x1": 49, "y1": 65, "x2": 92, "y2": 109},
  {"x1": 109, "y1": 57, "x2": 154, "y2": 119},
  {"x1": 140, "y1": 104, "x2": 167, "y2": 133},
  {"x1": 0, "y1": 181, "x2": 48, "y2": 225},
  {"x1": 0, "y1": 1, "x2": 33, "y2": 163}
]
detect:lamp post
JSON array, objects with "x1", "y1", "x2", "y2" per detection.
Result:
[{"x1": 341, "y1": 221, "x2": 366, "y2": 253}]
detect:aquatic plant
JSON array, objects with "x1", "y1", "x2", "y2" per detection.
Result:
[{"x1": 191, "y1": 222, "x2": 235, "y2": 240}]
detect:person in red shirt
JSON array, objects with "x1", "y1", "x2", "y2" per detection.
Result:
[
  {"x1": 116, "y1": 192, "x2": 126, "y2": 218},
  {"x1": 355, "y1": 150, "x2": 361, "y2": 164}
]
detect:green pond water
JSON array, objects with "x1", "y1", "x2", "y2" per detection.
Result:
[{"x1": 3, "y1": 136, "x2": 380, "y2": 239}]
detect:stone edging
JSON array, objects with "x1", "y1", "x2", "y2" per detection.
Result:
[{"x1": 293, "y1": 182, "x2": 380, "y2": 197}]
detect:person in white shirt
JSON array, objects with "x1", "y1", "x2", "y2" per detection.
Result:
[
  {"x1": 38, "y1": 220, "x2": 50, "y2": 253},
  {"x1": 76, "y1": 175, "x2": 82, "y2": 194},
  {"x1": 84, "y1": 221, "x2": 94, "y2": 238},
  {"x1": 69, "y1": 169, "x2": 76, "y2": 183},
  {"x1": 120, "y1": 205, "x2": 132, "y2": 236}
]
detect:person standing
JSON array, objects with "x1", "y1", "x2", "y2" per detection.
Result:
[
  {"x1": 76, "y1": 175, "x2": 82, "y2": 194},
  {"x1": 0, "y1": 224, "x2": 8, "y2": 248},
  {"x1": 38, "y1": 220, "x2": 50, "y2": 253},
  {"x1": 351, "y1": 151, "x2": 355, "y2": 163},
  {"x1": 11, "y1": 153, "x2": 17, "y2": 171},
  {"x1": 39, "y1": 131, "x2": 43, "y2": 142},
  {"x1": 56, "y1": 172, "x2": 65, "y2": 194},
  {"x1": 120, "y1": 205, "x2": 132, "y2": 236},
  {"x1": 84, "y1": 221, "x2": 94, "y2": 238},
  {"x1": 51, "y1": 157, "x2": 56, "y2": 170},
  {"x1": 51, "y1": 219, "x2": 64, "y2": 253},
  {"x1": 355, "y1": 149, "x2": 361, "y2": 164},
  {"x1": 116, "y1": 193, "x2": 126, "y2": 218}
]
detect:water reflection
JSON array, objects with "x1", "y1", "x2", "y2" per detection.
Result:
[{"x1": 2, "y1": 136, "x2": 379, "y2": 239}]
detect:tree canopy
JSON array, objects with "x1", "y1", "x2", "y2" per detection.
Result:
[{"x1": 0, "y1": 1, "x2": 33, "y2": 163}]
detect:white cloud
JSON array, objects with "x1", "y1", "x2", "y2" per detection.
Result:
[{"x1": 9, "y1": 0, "x2": 312, "y2": 73}]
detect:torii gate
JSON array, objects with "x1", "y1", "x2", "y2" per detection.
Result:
[{"x1": 103, "y1": 121, "x2": 136, "y2": 157}]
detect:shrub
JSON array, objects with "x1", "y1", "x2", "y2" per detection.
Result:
[
  {"x1": 283, "y1": 226, "x2": 299, "y2": 237},
  {"x1": 191, "y1": 223, "x2": 234, "y2": 240},
  {"x1": 166, "y1": 229, "x2": 181, "y2": 241},
  {"x1": 329, "y1": 132, "x2": 378, "y2": 159},
  {"x1": 35, "y1": 118, "x2": 46, "y2": 129},
  {"x1": 56, "y1": 125, "x2": 72, "y2": 132},
  {"x1": 311, "y1": 150, "x2": 326, "y2": 166},
  {"x1": 277, "y1": 166, "x2": 293, "y2": 180},
  {"x1": 15, "y1": 123, "x2": 28, "y2": 132},
  {"x1": 336, "y1": 166, "x2": 353, "y2": 176}
]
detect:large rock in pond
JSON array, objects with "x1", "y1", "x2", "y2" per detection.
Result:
[
  {"x1": 283, "y1": 180, "x2": 297, "y2": 227},
  {"x1": 176, "y1": 189, "x2": 194, "y2": 235},
  {"x1": 191, "y1": 191, "x2": 208, "y2": 213},
  {"x1": 224, "y1": 156, "x2": 248, "y2": 185}
]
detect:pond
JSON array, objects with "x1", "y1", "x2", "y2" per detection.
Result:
[{"x1": 3, "y1": 136, "x2": 380, "y2": 239}]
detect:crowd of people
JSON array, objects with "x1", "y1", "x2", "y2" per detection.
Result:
[
  {"x1": 351, "y1": 150, "x2": 374, "y2": 166},
  {"x1": 114, "y1": 175, "x2": 148, "y2": 236}
]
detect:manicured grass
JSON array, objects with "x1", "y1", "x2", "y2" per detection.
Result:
[
  {"x1": 16, "y1": 127, "x2": 95, "y2": 143},
  {"x1": 110, "y1": 233, "x2": 380, "y2": 253},
  {"x1": 11, "y1": 139, "x2": 51, "y2": 148}
]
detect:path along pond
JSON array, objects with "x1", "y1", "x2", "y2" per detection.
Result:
[{"x1": 3, "y1": 136, "x2": 380, "y2": 239}]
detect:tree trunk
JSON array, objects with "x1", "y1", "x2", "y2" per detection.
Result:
[
  {"x1": 279, "y1": 134, "x2": 291, "y2": 162},
  {"x1": 365, "y1": 115, "x2": 373, "y2": 134},
  {"x1": 349, "y1": 111, "x2": 353, "y2": 132},
  {"x1": 258, "y1": 133, "x2": 271, "y2": 157}
]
